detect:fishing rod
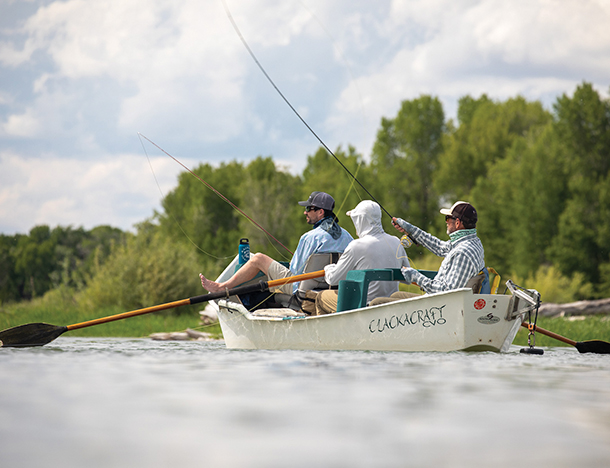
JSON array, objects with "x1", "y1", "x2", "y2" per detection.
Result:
[
  {"x1": 221, "y1": 1, "x2": 417, "y2": 246},
  {"x1": 138, "y1": 132, "x2": 293, "y2": 256}
]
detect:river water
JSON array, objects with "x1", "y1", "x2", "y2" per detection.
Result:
[{"x1": 1, "y1": 338, "x2": 610, "y2": 468}]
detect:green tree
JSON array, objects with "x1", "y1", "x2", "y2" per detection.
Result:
[
  {"x1": 436, "y1": 95, "x2": 551, "y2": 204},
  {"x1": 549, "y1": 82, "x2": 610, "y2": 291},
  {"x1": 370, "y1": 95, "x2": 445, "y2": 235},
  {"x1": 301, "y1": 146, "x2": 371, "y2": 238},
  {"x1": 158, "y1": 161, "x2": 245, "y2": 274},
  {"x1": 237, "y1": 156, "x2": 302, "y2": 261},
  {"x1": 13, "y1": 225, "x2": 55, "y2": 298},
  {"x1": 0, "y1": 234, "x2": 20, "y2": 303},
  {"x1": 471, "y1": 124, "x2": 569, "y2": 277},
  {"x1": 47, "y1": 225, "x2": 124, "y2": 291},
  {"x1": 78, "y1": 224, "x2": 200, "y2": 312}
]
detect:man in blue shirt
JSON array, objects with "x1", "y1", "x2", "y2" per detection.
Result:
[{"x1": 200, "y1": 191, "x2": 353, "y2": 296}]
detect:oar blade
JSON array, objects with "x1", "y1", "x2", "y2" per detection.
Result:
[
  {"x1": 0, "y1": 323, "x2": 67, "y2": 348},
  {"x1": 575, "y1": 340, "x2": 610, "y2": 354}
]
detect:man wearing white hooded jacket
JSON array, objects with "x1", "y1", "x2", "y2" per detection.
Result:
[{"x1": 315, "y1": 200, "x2": 411, "y2": 315}]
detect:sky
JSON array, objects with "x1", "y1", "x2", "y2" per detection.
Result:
[{"x1": 1, "y1": 0, "x2": 609, "y2": 235}]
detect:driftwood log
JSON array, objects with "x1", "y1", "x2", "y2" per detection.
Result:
[
  {"x1": 538, "y1": 298, "x2": 610, "y2": 317},
  {"x1": 149, "y1": 328, "x2": 214, "y2": 341}
]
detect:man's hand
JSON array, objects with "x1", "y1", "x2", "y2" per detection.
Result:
[
  {"x1": 392, "y1": 217, "x2": 407, "y2": 234},
  {"x1": 401, "y1": 266, "x2": 417, "y2": 284}
]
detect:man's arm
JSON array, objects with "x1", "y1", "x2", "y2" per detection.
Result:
[
  {"x1": 393, "y1": 218, "x2": 451, "y2": 257},
  {"x1": 323, "y1": 244, "x2": 357, "y2": 286},
  {"x1": 403, "y1": 251, "x2": 478, "y2": 294}
]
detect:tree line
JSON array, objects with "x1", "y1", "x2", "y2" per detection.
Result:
[{"x1": 2, "y1": 81, "x2": 609, "y2": 309}]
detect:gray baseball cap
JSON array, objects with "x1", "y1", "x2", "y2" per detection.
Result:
[{"x1": 298, "y1": 191, "x2": 335, "y2": 211}]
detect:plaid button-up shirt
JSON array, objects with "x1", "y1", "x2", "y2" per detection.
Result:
[{"x1": 409, "y1": 226, "x2": 485, "y2": 294}]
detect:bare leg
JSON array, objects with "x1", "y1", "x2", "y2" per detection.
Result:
[{"x1": 200, "y1": 253, "x2": 274, "y2": 293}]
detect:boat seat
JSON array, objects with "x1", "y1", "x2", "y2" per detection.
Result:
[
  {"x1": 466, "y1": 267, "x2": 498, "y2": 294},
  {"x1": 336, "y1": 268, "x2": 498, "y2": 312},
  {"x1": 297, "y1": 252, "x2": 342, "y2": 293},
  {"x1": 285, "y1": 252, "x2": 342, "y2": 310},
  {"x1": 417, "y1": 269, "x2": 496, "y2": 294},
  {"x1": 336, "y1": 268, "x2": 405, "y2": 312},
  {"x1": 466, "y1": 271, "x2": 486, "y2": 293}
]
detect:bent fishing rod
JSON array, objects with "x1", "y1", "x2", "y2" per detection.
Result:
[{"x1": 221, "y1": 1, "x2": 417, "y2": 246}]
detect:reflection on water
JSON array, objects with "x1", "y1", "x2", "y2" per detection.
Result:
[{"x1": 2, "y1": 338, "x2": 610, "y2": 467}]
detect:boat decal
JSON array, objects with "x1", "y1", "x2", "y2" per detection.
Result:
[
  {"x1": 474, "y1": 299, "x2": 486, "y2": 310},
  {"x1": 369, "y1": 304, "x2": 447, "y2": 333},
  {"x1": 477, "y1": 313, "x2": 500, "y2": 325}
]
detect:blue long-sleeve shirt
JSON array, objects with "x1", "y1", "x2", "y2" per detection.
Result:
[{"x1": 288, "y1": 219, "x2": 353, "y2": 292}]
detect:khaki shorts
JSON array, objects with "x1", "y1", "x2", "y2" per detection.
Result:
[
  {"x1": 315, "y1": 289, "x2": 338, "y2": 315},
  {"x1": 267, "y1": 260, "x2": 293, "y2": 295}
]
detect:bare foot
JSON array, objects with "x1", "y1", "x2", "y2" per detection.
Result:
[{"x1": 199, "y1": 273, "x2": 224, "y2": 293}]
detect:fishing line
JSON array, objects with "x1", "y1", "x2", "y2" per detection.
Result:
[
  {"x1": 138, "y1": 132, "x2": 294, "y2": 256},
  {"x1": 294, "y1": 0, "x2": 368, "y2": 216},
  {"x1": 221, "y1": 0, "x2": 417, "y2": 246},
  {"x1": 138, "y1": 134, "x2": 232, "y2": 260}
]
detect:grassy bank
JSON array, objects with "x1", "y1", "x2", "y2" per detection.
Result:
[
  {"x1": 513, "y1": 315, "x2": 610, "y2": 348},
  {"x1": 0, "y1": 297, "x2": 221, "y2": 339}
]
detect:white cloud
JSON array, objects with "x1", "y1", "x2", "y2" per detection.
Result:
[
  {"x1": 2, "y1": 107, "x2": 41, "y2": 137},
  {"x1": 327, "y1": 0, "x2": 610, "y2": 153},
  {"x1": 1, "y1": 0, "x2": 610, "y2": 233},
  {"x1": 0, "y1": 150, "x2": 188, "y2": 233}
]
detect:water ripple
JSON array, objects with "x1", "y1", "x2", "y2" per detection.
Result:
[{"x1": 2, "y1": 338, "x2": 609, "y2": 467}]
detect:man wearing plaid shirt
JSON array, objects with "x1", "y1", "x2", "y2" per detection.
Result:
[{"x1": 391, "y1": 201, "x2": 485, "y2": 294}]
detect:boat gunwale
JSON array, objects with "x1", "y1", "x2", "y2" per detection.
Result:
[{"x1": 217, "y1": 287, "x2": 514, "y2": 322}]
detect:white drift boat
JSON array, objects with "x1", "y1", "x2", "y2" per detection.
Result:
[{"x1": 208, "y1": 257, "x2": 538, "y2": 353}]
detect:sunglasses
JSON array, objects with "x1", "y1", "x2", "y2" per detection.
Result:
[
  {"x1": 445, "y1": 215, "x2": 457, "y2": 221},
  {"x1": 305, "y1": 206, "x2": 320, "y2": 212}
]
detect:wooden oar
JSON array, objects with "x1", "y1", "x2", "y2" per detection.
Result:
[
  {"x1": 521, "y1": 322, "x2": 610, "y2": 354},
  {"x1": 0, "y1": 270, "x2": 325, "y2": 348}
]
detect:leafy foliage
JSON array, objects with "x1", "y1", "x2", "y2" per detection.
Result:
[
  {"x1": 4, "y1": 82, "x2": 610, "y2": 309},
  {"x1": 76, "y1": 224, "x2": 200, "y2": 313},
  {"x1": 371, "y1": 95, "x2": 445, "y2": 236},
  {"x1": 548, "y1": 83, "x2": 610, "y2": 289},
  {"x1": 0, "y1": 225, "x2": 124, "y2": 303}
]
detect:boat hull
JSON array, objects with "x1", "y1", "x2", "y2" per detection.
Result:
[
  {"x1": 210, "y1": 256, "x2": 524, "y2": 352},
  {"x1": 215, "y1": 289, "x2": 522, "y2": 352}
]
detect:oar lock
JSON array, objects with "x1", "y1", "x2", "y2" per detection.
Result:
[{"x1": 509, "y1": 280, "x2": 544, "y2": 355}]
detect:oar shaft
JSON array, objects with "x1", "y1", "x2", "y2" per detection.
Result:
[
  {"x1": 65, "y1": 270, "x2": 326, "y2": 332},
  {"x1": 521, "y1": 322, "x2": 577, "y2": 346},
  {"x1": 67, "y1": 299, "x2": 192, "y2": 331},
  {"x1": 267, "y1": 270, "x2": 324, "y2": 288}
]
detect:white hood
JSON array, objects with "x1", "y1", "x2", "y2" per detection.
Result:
[{"x1": 347, "y1": 200, "x2": 384, "y2": 238}]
